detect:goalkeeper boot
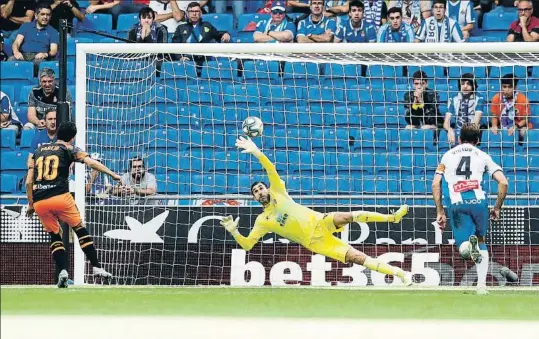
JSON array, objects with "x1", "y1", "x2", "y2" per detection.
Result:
[
  {"x1": 395, "y1": 270, "x2": 413, "y2": 287},
  {"x1": 57, "y1": 269, "x2": 69, "y2": 288},
  {"x1": 469, "y1": 235, "x2": 482, "y2": 264},
  {"x1": 391, "y1": 205, "x2": 409, "y2": 223},
  {"x1": 93, "y1": 267, "x2": 112, "y2": 283}
]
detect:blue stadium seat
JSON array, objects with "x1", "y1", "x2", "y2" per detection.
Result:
[
  {"x1": 482, "y1": 130, "x2": 517, "y2": 155},
  {"x1": 243, "y1": 60, "x2": 280, "y2": 82},
  {"x1": 156, "y1": 173, "x2": 183, "y2": 194},
  {"x1": 223, "y1": 84, "x2": 261, "y2": 107},
  {"x1": 483, "y1": 10, "x2": 516, "y2": 31},
  {"x1": 189, "y1": 174, "x2": 227, "y2": 194},
  {"x1": 396, "y1": 129, "x2": 436, "y2": 153},
  {"x1": 447, "y1": 66, "x2": 488, "y2": 83},
  {"x1": 235, "y1": 33, "x2": 255, "y2": 43},
  {"x1": 15, "y1": 85, "x2": 34, "y2": 107},
  {"x1": 489, "y1": 65, "x2": 528, "y2": 79},
  {"x1": 0, "y1": 62, "x2": 34, "y2": 87},
  {"x1": 184, "y1": 84, "x2": 221, "y2": 105},
  {"x1": 117, "y1": 13, "x2": 139, "y2": 33},
  {"x1": 20, "y1": 129, "x2": 36, "y2": 150},
  {"x1": 0, "y1": 151, "x2": 29, "y2": 172},
  {"x1": 367, "y1": 65, "x2": 403, "y2": 89},
  {"x1": 372, "y1": 104, "x2": 401, "y2": 128},
  {"x1": 264, "y1": 128, "x2": 309, "y2": 150},
  {"x1": 311, "y1": 128, "x2": 350, "y2": 152},
  {"x1": 355, "y1": 129, "x2": 395, "y2": 153},
  {"x1": 323, "y1": 105, "x2": 361, "y2": 126},
  {"x1": 75, "y1": 14, "x2": 113, "y2": 37},
  {"x1": 161, "y1": 61, "x2": 198, "y2": 80},
  {"x1": 335, "y1": 152, "x2": 374, "y2": 175},
  {"x1": 531, "y1": 179, "x2": 539, "y2": 193},
  {"x1": 185, "y1": 130, "x2": 225, "y2": 150},
  {"x1": 267, "y1": 85, "x2": 303, "y2": 104},
  {"x1": 408, "y1": 66, "x2": 445, "y2": 79},
  {"x1": 524, "y1": 130, "x2": 539, "y2": 154},
  {"x1": 201, "y1": 60, "x2": 238, "y2": 82},
  {"x1": 0, "y1": 174, "x2": 18, "y2": 193},
  {"x1": 283, "y1": 62, "x2": 320, "y2": 86},
  {"x1": 202, "y1": 13, "x2": 234, "y2": 33},
  {"x1": 237, "y1": 13, "x2": 270, "y2": 31},
  {"x1": 0, "y1": 129, "x2": 17, "y2": 150},
  {"x1": 307, "y1": 85, "x2": 345, "y2": 103},
  {"x1": 346, "y1": 85, "x2": 374, "y2": 103},
  {"x1": 324, "y1": 64, "x2": 362, "y2": 78},
  {"x1": 227, "y1": 175, "x2": 255, "y2": 194},
  {"x1": 204, "y1": 151, "x2": 244, "y2": 173},
  {"x1": 413, "y1": 153, "x2": 440, "y2": 175},
  {"x1": 468, "y1": 36, "x2": 503, "y2": 42}
]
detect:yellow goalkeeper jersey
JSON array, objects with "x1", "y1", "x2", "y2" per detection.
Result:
[{"x1": 233, "y1": 153, "x2": 322, "y2": 250}]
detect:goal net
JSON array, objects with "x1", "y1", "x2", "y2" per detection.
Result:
[{"x1": 75, "y1": 43, "x2": 539, "y2": 287}]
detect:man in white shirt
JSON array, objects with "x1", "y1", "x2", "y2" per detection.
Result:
[{"x1": 150, "y1": 0, "x2": 184, "y2": 35}]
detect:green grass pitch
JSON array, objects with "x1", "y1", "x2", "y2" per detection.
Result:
[{"x1": 2, "y1": 288, "x2": 539, "y2": 320}]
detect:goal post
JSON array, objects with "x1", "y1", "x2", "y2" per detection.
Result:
[{"x1": 74, "y1": 42, "x2": 539, "y2": 287}]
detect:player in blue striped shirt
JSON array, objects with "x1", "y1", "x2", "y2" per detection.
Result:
[
  {"x1": 377, "y1": 7, "x2": 415, "y2": 43},
  {"x1": 334, "y1": 0, "x2": 377, "y2": 43}
]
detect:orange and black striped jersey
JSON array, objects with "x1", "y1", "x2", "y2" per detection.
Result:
[{"x1": 29, "y1": 143, "x2": 88, "y2": 202}]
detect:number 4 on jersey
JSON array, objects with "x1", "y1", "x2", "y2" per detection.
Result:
[{"x1": 456, "y1": 156, "x2": 472, "y2": 179}]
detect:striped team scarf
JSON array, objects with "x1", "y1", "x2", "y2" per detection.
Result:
[{"x1": 364, "y1": 0, "x2": 383, "y2": 27}]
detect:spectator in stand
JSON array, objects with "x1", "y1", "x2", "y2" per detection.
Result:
[
  {"x1": 172, "y1": 2, "x2": 230, "y2": 43},
  {"x1": 0, "y1": 0, "x2": 35, "y2": 39},
  {"x1": 446, "y1": 0, "x2": 476, "y2": 39},
  {"x1": 86, "y1": 0, "x2": 152, "y2": 29},
  {"x1": 472, "y1": 0, "x2": 494, "y2": 29},
  {"x1": 363, "y1": 0, "x2": 387, "y2": 28},
  {"x1": 254, "y1": 1, "x2": 296, "y2": 43},
  {"x1": 25, "y1": 68, "x2": 73, "y2": 131},
  {"x1": 112, "y1": 156, "x2": 157, "y2": 205},
  {"x1": 0, "y1": 32, "x2": 8, "y2": 61},
  {"x1": 9, "y1": 3, "x2": 58, "y2": 69},
  {"x1": 444, "y1": 73, "x2": 485, "y2": 145},
  {"x1": 404, "y1": 70, "x2": 442, "y2": 130},
  {"x1": 287, "y1": 0, "x2": 311, "y2": 14},
  {"x1": 415, "y1": 0, "x2": 464, "y2": 43},
  {"x1": 0, "y1": 90, "x2": 21, "y2": 134},
  {"x1": 172, "y1": 2, "x2": 230, "y2": 63},
  {"x1": 41, "y1": 0, "x2": 85, "y2": 36},
  {"x1": 507, "y1": 0, "x2": 539, "y2": 42},
  {"x1": 334, "y1": 0, "x2": 376, "y2": 43},
  {"x1": 377, "y1": 7, "x2": 415, "y2": 42},
  {"x1": 324, "y1": 0, "x2": 350, "y2": 25},
  {"x1": 387, "y1": 0, "x2": 431, "y2": 32},
  {"x1": 490, "y1": 74, "x2": 531, "y2": 143},
  {"x1": 150, "y1": 0, "x2": 184, "y2": 35},
  {"x1": 127, "y1": 6, "x2": 168, "y2": 43},
  {"x1": 30, "y1": 110, "x2": 57, "y2": 152},
  {"x1": 214, "y1": 0, "x2": 244, "y2": 25},
  {"x1": 297, "y1": 0, "x2": 337, "y2": 43}
]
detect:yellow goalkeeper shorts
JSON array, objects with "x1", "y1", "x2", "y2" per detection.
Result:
[{"x1": 306, "y1": 213, "x2": 350, "y2": 263}]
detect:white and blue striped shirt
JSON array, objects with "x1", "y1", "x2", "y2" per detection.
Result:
[
  {"x1": 416, "y1": 16, "x2": 464, "y2": 43},
  {"x1": 446, "y1": 0, "x2": 476, "y2": 30},
  {"x1": 377, "y1": 21, "x2": 415, "y2": 42}
]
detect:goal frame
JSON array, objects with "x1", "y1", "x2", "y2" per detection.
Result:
[{"x1": 74, "y1": 42, "x2": 539, "y2": 285}]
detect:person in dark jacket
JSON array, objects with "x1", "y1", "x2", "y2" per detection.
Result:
[
  {"x1": 171, "y1": 2, "x2": 230, "y2": 63},
  {"x1": 404, "y1": 70, "x2": 442, "y2": 130},
  {"x1": 127, "y1": 6, "x2": 168, "y2": 43}
]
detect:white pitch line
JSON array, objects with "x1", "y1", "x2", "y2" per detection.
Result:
[{"x1": 1, "y1": 316, "x2": 539, "y2": 339}]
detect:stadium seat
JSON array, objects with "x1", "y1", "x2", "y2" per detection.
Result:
[
  {"x1": 482, "y1": 130, "x2": 517, "y2": 155},
  {"x1": 227, "y1": 175, "x2": 255, "y2": 194},
  {"x1": 156, "y1": 173, "x2": 183, "y2": 194},
  {"x1": 237, "y1": 13, "x2": 270, "y2": 31},
  {"x1": 223, "y1": 84, "x2": 261, "y2": 107},
  {"x1": 468, "y1": 36, "x2": 503, "y2": 43},
  {"x1": 354, "y1": 129, "x2": 395, "y2": 153},
  {"x1": 265, "y1": 128, "x2": 309, "y2": 151},
  {"x1": 283, "y1": 62, "x2": 320, "y2": 86},
  {"x1": 161, "y1": 61, "x2": 198, "y2": 80},
  {"x1": 75, "y1": 14, "x2": 113, "y2": 37},
  {"x1": 0, "y1": 129, "x2": 17, "y2": 150},
  {"x1": 0, "y1": 151, "x2": 29, "y2": 172},
  {"x1": 489, "y1": 65, "x2": 528, "y2": 79},
  {"x1": 322, "y1": 105, "x2": 361, "y2": 126},
  {"x1": 243, "y1": 60, "x2": 280, "y2": 82},
  {"x1": 367, "y1": 65, "x2": 403, "y2": 89},
  {"x1": 335, "y1": 152, "x2": 374, "y2": 175},
  {"x1": 202, "y1": 13, "x2": 234, "y2": 33},
  {"x1": 20, "y1": 129, "x2": 36, "y2": 150},
  {"x1": 204, "y1": 151, "x2": 244, "y2": 173},
  {"x1": 396, "y1": 129, "x2": 436, "y2": 153},
  {"x1": 200, "y1": 60, "x2": 238, "y2": 82},
  {"x1": 185, "y1": 130, "x2": 225, "y2": 150},
  {"x1": 408, "y1": 65, "x2": 445, "y2": 79},
  {"x1": 184, "y1": 84, "x2": 221, "y2": 105},
  {"x1": 0, "y1": 174, "x2": 18, "y2": 193},
  {"x1": 483, "y1": 10, "x2": 516, "y2": 31},
  {"x1": 117, "y1": 13, "x2": 139, "y2": 33},
  {"x1": 311, "y1": 128, "x2": 350, "y2": 152},
  {"x1": 267, "y1": 85, "x2": 303, "y2": 105},
  {"x1": 307, "y1": 85, "x2": 345, "y2": 103},
  {"x1": 0, "y1": 62, "x2": 34, "y2": 87}
]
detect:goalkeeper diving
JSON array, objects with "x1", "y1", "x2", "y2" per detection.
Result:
[{"x1": 221, "y1": 136, "x2": 413, "y2": 286}]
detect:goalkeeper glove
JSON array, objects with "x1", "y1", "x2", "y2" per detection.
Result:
[
  {"x1": 220, "y1": 215, "x2": 240, "y2": 234},
  {"x1": 235, "y1": 136, "x2": 262, "y2": 157}
]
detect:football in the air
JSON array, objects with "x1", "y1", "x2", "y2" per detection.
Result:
[{"x1": 242, "y1": 117, "x2": 264, "y2": 138}]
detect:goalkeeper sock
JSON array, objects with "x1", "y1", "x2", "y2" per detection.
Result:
[
  {"x1": 363, "y1": 257, "x2": 402, "y2": 277},
  {"x1": 476, "y1": 249, "x2": 489, "y2": 287},
  {"x1": 353, "y1": 211, "x2": 392, "y2": 223},
  {"x1": 50, "y1": 233, "x2": 67, "y2": 271},
  {"x1": 73, "y1": 224, "x2": 101, "y2": 268}
]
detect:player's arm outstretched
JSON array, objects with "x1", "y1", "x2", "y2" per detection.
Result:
[
  {"x1": 220, "y1": 215, "x2": 268, "y2": 251},
  {"x1": 235, "y1": 136, "x2": 285, "y2": 192},
  {"x1": 82, "y1": 156, "x2": 121, "y2": 181}
]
